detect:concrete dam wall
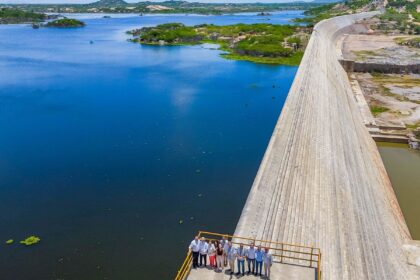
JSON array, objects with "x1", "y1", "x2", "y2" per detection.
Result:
[{"x1": 234, "y1": 12, "x2": 415, "y2": 279}]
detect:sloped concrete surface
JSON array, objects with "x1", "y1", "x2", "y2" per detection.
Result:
[{"x1": 234, "y1": 12, "x2": 417, "y2": 280}]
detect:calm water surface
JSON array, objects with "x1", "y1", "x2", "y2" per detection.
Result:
[
  {"x1": 0, "y1": 12, "x2": 302, "y2": 279},
  {"x1": 378, "y1": 143, "x2": 420, "y2": 240}
]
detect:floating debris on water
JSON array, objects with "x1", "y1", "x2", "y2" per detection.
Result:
[
  {"x1": 20, "y1": 235, "x2": 41, "y2": 246},
  {"x1": 190, "y1": 216, "x2": 194, "y2": 220},
  {"x1": 179, "y1": 219, "x2": 184, "y2": 224},
  {"x1": 195, "y1": 169, "x2": 201, "y2": 173}
]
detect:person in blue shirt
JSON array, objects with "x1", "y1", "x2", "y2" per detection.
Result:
[
  {"x1": 235, "y1": 243, "x2": 246, "y2": 276},
  {"x1": 255, "y1": 246, "x2": 264, "y2": 276},
  {"x1": 199, "y1": 237, "x2": 209, "y2": 267}
]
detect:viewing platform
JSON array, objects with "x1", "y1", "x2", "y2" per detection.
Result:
[{"x1": 177, "y1": 231, "x2": 320, "y2": 280}]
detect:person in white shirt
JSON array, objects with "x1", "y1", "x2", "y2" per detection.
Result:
[
  {"x1": 199, "y1": 237, "x2": 209, "y2": 267},
  {"x1": 246, "y1": 242, "x2": 256, "y2": 275},
  {"x1": 223, "y1": 238, "x2": 230, "y2": 267},
  {"x1": 189, "y1": 236, "x2": 200, "y2": 269},
  {"x1": 207, "y1": 241, "x2": 216, "y2": 268},
  {"x1": 263, "y1": 247, "x2": 273, "y2": 279}
]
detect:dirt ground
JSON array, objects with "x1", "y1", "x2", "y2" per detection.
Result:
[
  {"x1": 355, "y1": 72, "x2": 420, "y2": 128},
  {"x1": 342, "y1": 34, "x2": 420, "y2": 65}
]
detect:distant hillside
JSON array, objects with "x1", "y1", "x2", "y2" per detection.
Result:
[
  {"x1": 89, "y1": 0, "x2": 127, "y2": 6},
  {"x1": 2, "y1": 1, "x2": 322, "y2": 15},
  {"x1": 311, "y1": 0, "x2": 342, "y2": 3}
]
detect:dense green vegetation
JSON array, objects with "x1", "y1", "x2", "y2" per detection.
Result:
[
  {"x1": 1, "y1": 1, "x2": 321, "y2": 15},
  {"x1": 375, "y1": 1, "x2": 420, "y2": 35},
  {"x1": 137, "y1": 23, "x2": 200, "y2": 43},
  {"x1": 293, "y1": 0, "x2": 420, "y2": 34},
  {"x1": 293, "y1": 2, "x2": 348, "y2": 25},
  {"x1": 45, "y1": 18, "x2": 85, "y2": 28},
  {"x1": 0, "y1": 7, "x2": 46, "y2": 24},
  {"x1": 293, "y1": 0, "x2": 379, "y2": 25},
  {"x1": 129, "y1": 23, "x2": 307, "y2": 65}
]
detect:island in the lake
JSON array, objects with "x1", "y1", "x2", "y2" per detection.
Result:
[
  {"x1": 128, "y1": 23, "x2": 310, "y2": 65},
  {"x1": 45, "y1": 18, "x2": 85, "y2": 28}
]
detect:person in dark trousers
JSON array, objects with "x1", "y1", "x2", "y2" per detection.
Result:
[
  {"x1": 199, "y1": 237, "x2": 209, "y2": 267},
  {"x1": 189, "y1": 236, "x2": 200, "y2": 269},
  {"x1": 255, "y1": 245, "x2": 264, "y2": 276}
]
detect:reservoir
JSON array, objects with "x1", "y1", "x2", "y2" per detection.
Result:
[
  {"x1": 0, "y1": 12, "x2": 302, "y2": 279},
  {"x1": 378, "y1": 143, "x2": 420, "y2": 240}
]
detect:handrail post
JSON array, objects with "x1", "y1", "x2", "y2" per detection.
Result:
[
  {"x1": 280, "y1": 244, "x2": 283, "y2": 263},
  {"x1": 317, "y1": 252, "x2": 322, "y2": 280},
  {"x1": 310, "y1": 247, "x2": 314, "y2": 267}
]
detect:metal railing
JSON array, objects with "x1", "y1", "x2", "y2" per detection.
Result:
[{"x1": 175, "y1": 231, "x2": 321, "y2": 280}]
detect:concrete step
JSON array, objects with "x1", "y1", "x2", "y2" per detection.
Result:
[{"x1": 372, "y1": 134, "x2": 409, "y2": 143}]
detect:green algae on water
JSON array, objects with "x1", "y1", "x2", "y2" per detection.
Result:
[
  {"x1": 20, "y1": 236, "x2": 41, "y2": 246},
  {"x1": 6, "y1": 239, "x2": 14, "y2": 245}
]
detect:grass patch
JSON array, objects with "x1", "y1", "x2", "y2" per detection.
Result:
[
  {"x1": 370, "y1": 105, "x2": 390, "y2": 116},
  {"x1": 221, "y1": 51, "x2": 303, "y2": 66},
  {"x1": 371, "y1": 73, "x2": 420, "y2": 88},
  {"x1": 406, "y1": 121, "x2": 420, "y2": 129},
  {"x1": 394, "y1": 36, "x2": 420, "y2": 48},
  {"x1": 353, "y1": 50, "x2": 378, "y2": 60}
]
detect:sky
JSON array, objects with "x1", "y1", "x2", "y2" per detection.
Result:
[{"x1": 1, "y1": 0, "x2": 303, "y2": 3}]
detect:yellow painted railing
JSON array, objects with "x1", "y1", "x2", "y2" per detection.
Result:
[{"x1": 175, "y1": 231, "x2": 322, "y2": 280}]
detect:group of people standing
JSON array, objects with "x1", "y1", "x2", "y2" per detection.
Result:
[{"x1": 189, "y1": 236, "x2": 273, "y2": 279}]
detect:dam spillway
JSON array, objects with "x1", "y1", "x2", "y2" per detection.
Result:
[{"x1": 233, "y1": 12, "x2": 415, "y2": 280}]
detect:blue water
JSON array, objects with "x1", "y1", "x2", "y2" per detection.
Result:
[{"x1": 0, "y1": 11, "x2": 301, "y2": 280}]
